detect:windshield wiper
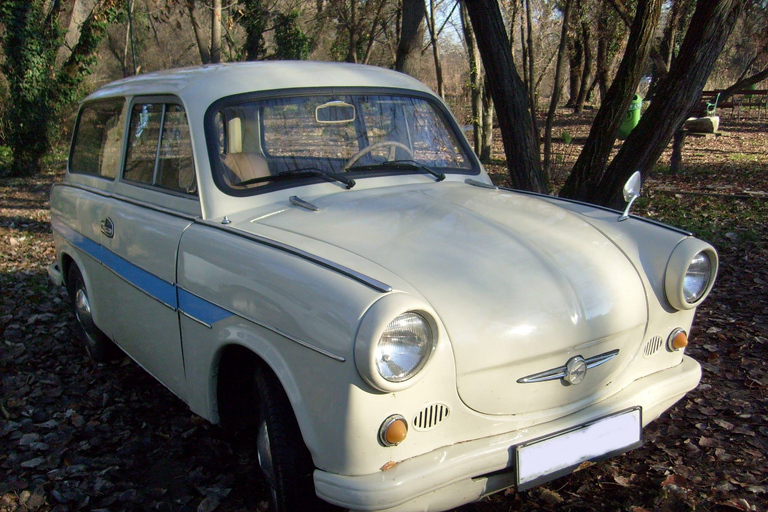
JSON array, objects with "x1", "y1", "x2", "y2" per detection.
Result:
[
  {"x1": 352, "y1": 159, "x2": 446, "y2": 182},
  {"x1": 237, "y1": 168, "x2": 356, "y2": 189}
]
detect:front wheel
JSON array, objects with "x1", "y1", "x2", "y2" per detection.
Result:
[
  {"x1": 254, "y1": 366, "x2": 335, "y2": 511},
  {"x1": 67, "y1": 265, "x2": 120, "y2": 362}
]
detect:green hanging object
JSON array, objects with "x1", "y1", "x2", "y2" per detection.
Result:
[{"x1": 618, "y1": 94, "x2": 643, "y2": 140}]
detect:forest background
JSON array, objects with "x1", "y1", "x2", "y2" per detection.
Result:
[{"x1": 0, "y1": 0, "x2": 766, "y2": 202}]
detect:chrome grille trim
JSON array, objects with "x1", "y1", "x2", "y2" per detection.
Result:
[{"x1": 517, "y1": 349, "x2": 620, "y2": 384}]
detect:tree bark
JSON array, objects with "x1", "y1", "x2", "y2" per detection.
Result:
[
  {"x1": 559, "y1": 0, "x2": 662, "y2": 200},
  {"x1": 543, "y1": 0, "x2": 573, "y2": 176},
  {"x1": 574, "y1": 18, "x2": 592, "y2": 112},
  {"x1": 463, "y1": 0, "x2": 548, "y2": 193},
  {"x1": 394, "y1": 0, "x2": 425, "y2": 76},
  {"x1": 524, "y1": 0, "x2": 538, "y2": 144},
  {"x1": 480, "y1": 79, "x2": 494, "y2": 162},
  {"x1": 566, "y1": 36, "x2": 582, "y2": 108},
  {"x1": 460, "y1": 3, "x2": 483, "y2": 154},
  {"x1": 211, "y1": 0, "x2": 222, "y2": 63},
  {"x1": 426, "y1": 0, "x2": 444, "y2": 97},
  {"x1": 592, "y1": 0, "x2": 745, "y2": 208}
]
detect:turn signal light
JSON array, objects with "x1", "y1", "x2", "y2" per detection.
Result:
[
  {"x1": 667, "y1": 329, "x2": 688, "y2": 351},
  {"x1": 379, "y1": 415, "x2": 408, "y2": 446}
]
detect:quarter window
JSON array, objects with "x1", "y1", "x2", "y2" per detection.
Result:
[
  {"x1": 124, "y1": 102, "x2": 196, "y2": 194},
  {"x1": 70, "y1": 99, "x2": 125, "y2": 178}
]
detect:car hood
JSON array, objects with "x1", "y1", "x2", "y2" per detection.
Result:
[{"x1": 248, "y1": 182, "x2": 647, "y2": 415}]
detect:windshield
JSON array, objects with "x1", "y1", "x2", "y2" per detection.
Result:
[{"x1": 208, "y1": 92, "x2": 476, "y2": 193}]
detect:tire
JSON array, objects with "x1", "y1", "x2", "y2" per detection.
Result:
[
  {"x1": 67, "y1": 265, "x2": 120, "y2": 362},
  {"x1": 254, "y1": 366, "x2": 335, "y2": 512}
]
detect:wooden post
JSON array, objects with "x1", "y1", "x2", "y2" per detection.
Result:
[{"x1": 671, "y1": 129, "x2": 686, "y2": 173}]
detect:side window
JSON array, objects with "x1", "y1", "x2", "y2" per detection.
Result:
[
  {"x1": 70, "y1": 99, "x2": 125, "y2": 178},
  {"x1": 124, "y1": 102, "x2": 196, "y2": 194}
]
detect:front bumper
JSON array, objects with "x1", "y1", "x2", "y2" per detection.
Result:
[{"x1": 315, "y1": 355, "x2": 701, "y2": 512}]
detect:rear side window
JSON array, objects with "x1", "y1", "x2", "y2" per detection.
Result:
[
  {"x1": 124, "y1": 102, "x2": 196, "y2": 194},
  {"x1": 69, "y1": 99, "x2": 125, "y2": 178}
]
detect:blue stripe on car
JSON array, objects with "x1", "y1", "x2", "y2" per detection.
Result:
[
  {"x1": 53, "y1": 218, "x2": 233, "y2": 326},
  {"x1": 177, "y1": 288, "x2": 234, "y2": 326}
]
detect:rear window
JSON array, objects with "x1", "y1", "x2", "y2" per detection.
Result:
[
  {"x1": 123, "y1": 102, "x2": 196, "y2": 195},
  {"x1": 69, "y1": 99, "x2": 125, "y2": 178}
]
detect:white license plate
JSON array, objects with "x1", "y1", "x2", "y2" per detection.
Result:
[{"x1": 515, "y1": 408, "x2": 642, "y2": 490}]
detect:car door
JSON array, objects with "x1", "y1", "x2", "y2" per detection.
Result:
[
  {"x1": 53, "y1": 98, "x2": 127, "y2": 341},
  {"x1": 100, "y1": 97, "x2": 200, "y2": 400}
]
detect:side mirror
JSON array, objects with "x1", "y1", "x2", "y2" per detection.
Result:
[{"x1": 619, "y1": 171, "x2": 641, "y2": 222}]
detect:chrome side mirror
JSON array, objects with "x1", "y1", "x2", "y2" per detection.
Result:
[{"x1": 619, "y1": 171, "x2": 641, "y2": 222}]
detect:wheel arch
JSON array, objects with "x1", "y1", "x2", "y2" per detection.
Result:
[{"x1": 213, "y1": 341, "x2": 322, "y2": 460}]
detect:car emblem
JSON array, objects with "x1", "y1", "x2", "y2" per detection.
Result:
[
  {"x1": 516, "y1": 349, "x2": 619, "y2": 385},
  {"x1": 564, "y1": 356, "x2": 587, "y2": 385}
]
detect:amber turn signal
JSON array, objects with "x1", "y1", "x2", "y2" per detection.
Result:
[
  {"x1": 379, "y1": 415, "x2": 408, "y2": 446},
  {"x1": 667, "y1": 329, "x2": 688, "y2": 351}
]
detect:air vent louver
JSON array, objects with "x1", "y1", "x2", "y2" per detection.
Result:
[
  {"x1": 412, "y1": 403, "x2": 450, "y2": 431},
  {"x1": 644, "y1": 336, "x2": 663, "y2": 357}
]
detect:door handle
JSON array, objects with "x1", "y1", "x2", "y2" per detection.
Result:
[{"x1": 101, "y1": 217, "x2": 114, "y2": 238}]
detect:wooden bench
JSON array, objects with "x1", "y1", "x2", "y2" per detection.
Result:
[{"x1": 731, "y1": 90, "x2": 767, "y2": 121}]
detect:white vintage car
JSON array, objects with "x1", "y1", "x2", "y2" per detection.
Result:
[{"x1": 49, "y1": 62, "x2": 717, "y2": 512}]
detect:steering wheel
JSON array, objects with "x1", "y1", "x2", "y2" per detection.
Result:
[{"x1": 344, "y1": 141, "x2": 414, "y2": 170}]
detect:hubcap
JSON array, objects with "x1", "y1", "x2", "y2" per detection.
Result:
[
  {"x1": 75, "y1": 288, "x2": 92, "y2": 325},
  {"x1": 75, "y1": 286, "x2": 99, "y2": 347},
  {"x1": 257, "y1": 420, "x2": 276, "y2": 488}
]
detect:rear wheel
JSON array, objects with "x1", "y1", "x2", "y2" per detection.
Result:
[
  {"x1": 254, "y1": 366, "x2": 334, "y2": 511},
  {"x1": 67, "y1": 265, "x2": 120, "y2": 362}
]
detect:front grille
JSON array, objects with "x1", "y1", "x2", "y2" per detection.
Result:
[
  {"x1": 412, "y1": 403, "x2": 450, "y2": 431},
  {"x1": 644, "y1": 336, "x2": 663, "y2": 357}
]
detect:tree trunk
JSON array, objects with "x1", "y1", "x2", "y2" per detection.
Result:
[
  {"x1": 524, "y1": 0, "x2": 538, "y2": 144},
  {"x1": 211, "y1": 0, "x2": 222, "y2": 63},
  {"x1": 480, "y1": 78, "x2": 494, "y2": 162},
  {"x1": 566, "y1": 36, "x2": 582, "y2": 108},
  {"x1": 592, "y1": 0, "x2": 745, "y2": 208},
  {"x1": 595, "y1": 2, "x2": 611, "y2": 101},
  {"x1": 559, "y1": 0, "x2": 662, "y2": 200},
  {"x1": 346, "y1": 0, "x2": 358, "y2": 63},
  {"x1": 460, "y1": 3, "x2": 483, "y2": 155},
  {"x1": 394, "y1": 0, "x2": 426, "y2": 76},
  {"x1": 187, "y1": 1, "x2": 211, "y2": 64},
  {"x1": 574, "y1": 18, "x2": 592, "y2": 112},
  {"x1": 543, "y1": 0, "x2": 573, "y2": 176},
  {"x1": 463, "y1": 0, "x2": 548, "y2": 193},
  {"x1": 426, "y1": 0, "x2": 444, "y2": 98}
]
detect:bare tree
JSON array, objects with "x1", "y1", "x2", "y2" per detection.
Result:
[
  {"x1": 211, "y1": 0, "x2": 222, "y2": 63},
  {"x1": 582, "y1": 0, "x2": 746, "y2": 208},
  {"x1": 425, "y1": 0, "x2": 445, "y2": 97},
  {"x1": 559, "y1": 0, "x2": 662, "y2": 200},
  {"x1": 463, "y1": 0, "x2": 548, "y2": 193},
  {"x1": 394, "y1": 0, "x2": 426, "y2": 76},
  {"x1": 543, "y1": 0, "x2": 572, "y2": 175}
]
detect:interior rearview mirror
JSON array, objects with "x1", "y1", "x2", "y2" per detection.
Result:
[{"x1": 316, "y1": 101, "x2": 356, "y2": 124}]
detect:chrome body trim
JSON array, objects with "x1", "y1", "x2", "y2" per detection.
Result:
[
  {"x1": 464, "y1": 178, "x2": 497, "y2": 190},
  {"x1": 52, "y1": 182, "x2": 199, "y2": 221},
  {"x1": 517, "y1": 349, "x2": 620, "y2": 384},
  {"x1": 289, "y1": 195, "x2": 320, "y2": 211}
]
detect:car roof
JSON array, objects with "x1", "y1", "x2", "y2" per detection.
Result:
[{"x1": 84, "y1": 61, "x2": 435, "y2": 104}]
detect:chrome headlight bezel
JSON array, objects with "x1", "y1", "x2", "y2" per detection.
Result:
[
  {"x1": 664, "y1": 238, "x2": 718, "y2": 310},
  {"x1": 355, "y1": 294, "x2": 438, "y2": 392}
]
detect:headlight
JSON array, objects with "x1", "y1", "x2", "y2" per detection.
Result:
[
  {"x1": 355, "y1": 294, "x2": 439, "y2": 392},
  {"x1": 376, "y1": 312, "x2": 434, "y2": 382},
  {"x1": 665, "y1": 239, "x2": 718, "y2": 310},
  {"x1": 683, "y1": 252, "x2": 712, "y2": 302}
]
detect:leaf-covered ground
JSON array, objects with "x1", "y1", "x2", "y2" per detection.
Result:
[{"x1": 1, "y1": 112, "x2": 767, "y2": 512}]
